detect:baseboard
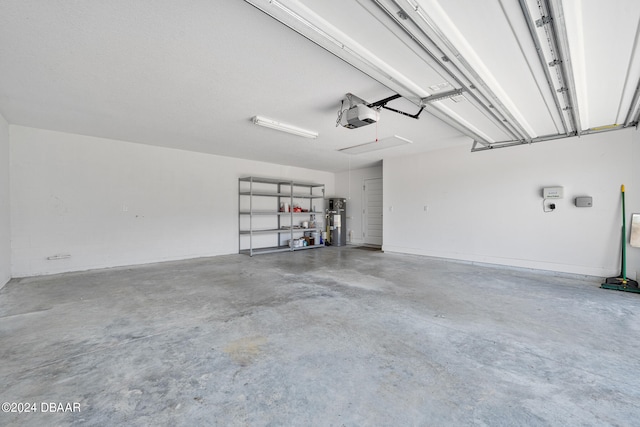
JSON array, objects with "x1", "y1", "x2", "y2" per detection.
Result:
[
  {"x1": 10, "y1": 250, "x2": 237, "y2": 279},
  {"x1": 381, "y1": 244, "x2": 610, "y2": 279}
]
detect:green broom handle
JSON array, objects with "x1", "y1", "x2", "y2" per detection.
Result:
[{"x1": 622, "y1": 184, "x2": 627, "y2": 281}]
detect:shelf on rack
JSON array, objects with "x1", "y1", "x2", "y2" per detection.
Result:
[
  {"x1": 238, "y1": 191, "x2": 290, "y2": 198},
  {"x1": 238, "y1": 177, "x2": 324, "y2": 187},
  {"x1": 239, "y1": 227, "x2": 321, "y2": 235},
  {"x1": 292, "y1": 194, "x2": 325, "y2": 199},
  {"x1": 239, "y1": 246, "x2": 291, "y2": 255},
  {"x1": 239, "y1": 211, "x2": 290, "y2": 216},
  {"x1": 238, "y1": 192, "x2": 324, "y2": 199},
  {"x1": 286, "y1": 211, "x2": 321, "y2": 215},
  {"x1": 292, "y1": 244, "x2": 324, "y2": 251},
  {"x1": 239, "y1": 211, "x2": 322, "y2": 216},
  {"x1": 238, "y1": 243, "x2": 324, "y2": 255},
  {"x1": 240, "y1": 229, "x2": 288, "y2": 235}
]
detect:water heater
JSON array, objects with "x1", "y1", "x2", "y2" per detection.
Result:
[{"x1": 326, "y1": 198, "x2": 347, "y2": 246}]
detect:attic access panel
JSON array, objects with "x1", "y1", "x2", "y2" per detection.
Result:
[{"x1": 339, "y1": 135, "x2": 412, "y2": 154}]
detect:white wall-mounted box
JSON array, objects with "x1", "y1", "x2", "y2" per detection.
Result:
[
  {"x1": 575, "y1": 196, "x2": 593, "y2": 207},
  {"x1": 543, "y1": 187, "x2": 564, "y2": 199}
]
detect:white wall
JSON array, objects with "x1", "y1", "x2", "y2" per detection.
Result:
[
  {"x1": 384, "y1": 128, "x2": 640, "y2": 277},
  {"x1": 10, "y1": 126, "x2": 335, "y2": 277},
  {"x1": 0, "y1": 112, "x2": 10, "y2": 288},
  {"x1": 335, "y1": 163, "x2": 382, "y2": 245}
]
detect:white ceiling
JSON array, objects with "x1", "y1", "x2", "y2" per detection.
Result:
[{"x1": 0, "y1": 0, "x2": 638, "y2": 172}]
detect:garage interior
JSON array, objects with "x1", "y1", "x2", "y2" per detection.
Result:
[{"x1": 1, "y1": 0, "x2": 640, "y2": 425}]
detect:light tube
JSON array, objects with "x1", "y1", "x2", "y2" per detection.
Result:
[{"x1": 252, "y1": 115, "x2": 318, "y2": 139}]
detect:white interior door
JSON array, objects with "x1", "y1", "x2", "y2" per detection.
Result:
[{"x1": 363, "y1": 178, "x2": 383, "y2": 246}]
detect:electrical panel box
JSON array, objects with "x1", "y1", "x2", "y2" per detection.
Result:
[
  {"x1": 575, "y1": 196, "x2": 593, "y2": 207},
  {"x1": 543, "y1": 187, "x2": 564, "y2": 199}
]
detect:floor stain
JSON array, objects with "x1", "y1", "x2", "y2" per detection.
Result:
[{"x1": 223, "y1": 336, "x2": 267, "y2": 366}]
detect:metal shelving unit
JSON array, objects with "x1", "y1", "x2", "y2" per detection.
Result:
[{"x1": 239, "y1": 176, "x2": 325, "y2": 256}]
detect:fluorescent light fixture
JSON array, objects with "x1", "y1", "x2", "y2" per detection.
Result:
[
  {"x1": 339, "y1": 135, "x2": 412, "y2": 154},
  {"x1": 251, "y1": 115, "x2": 318, "y2": 139}
]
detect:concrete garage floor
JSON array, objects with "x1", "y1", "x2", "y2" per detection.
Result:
[{"x1": 1, "y1": 247, "x2": 639, "y2": 426}]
